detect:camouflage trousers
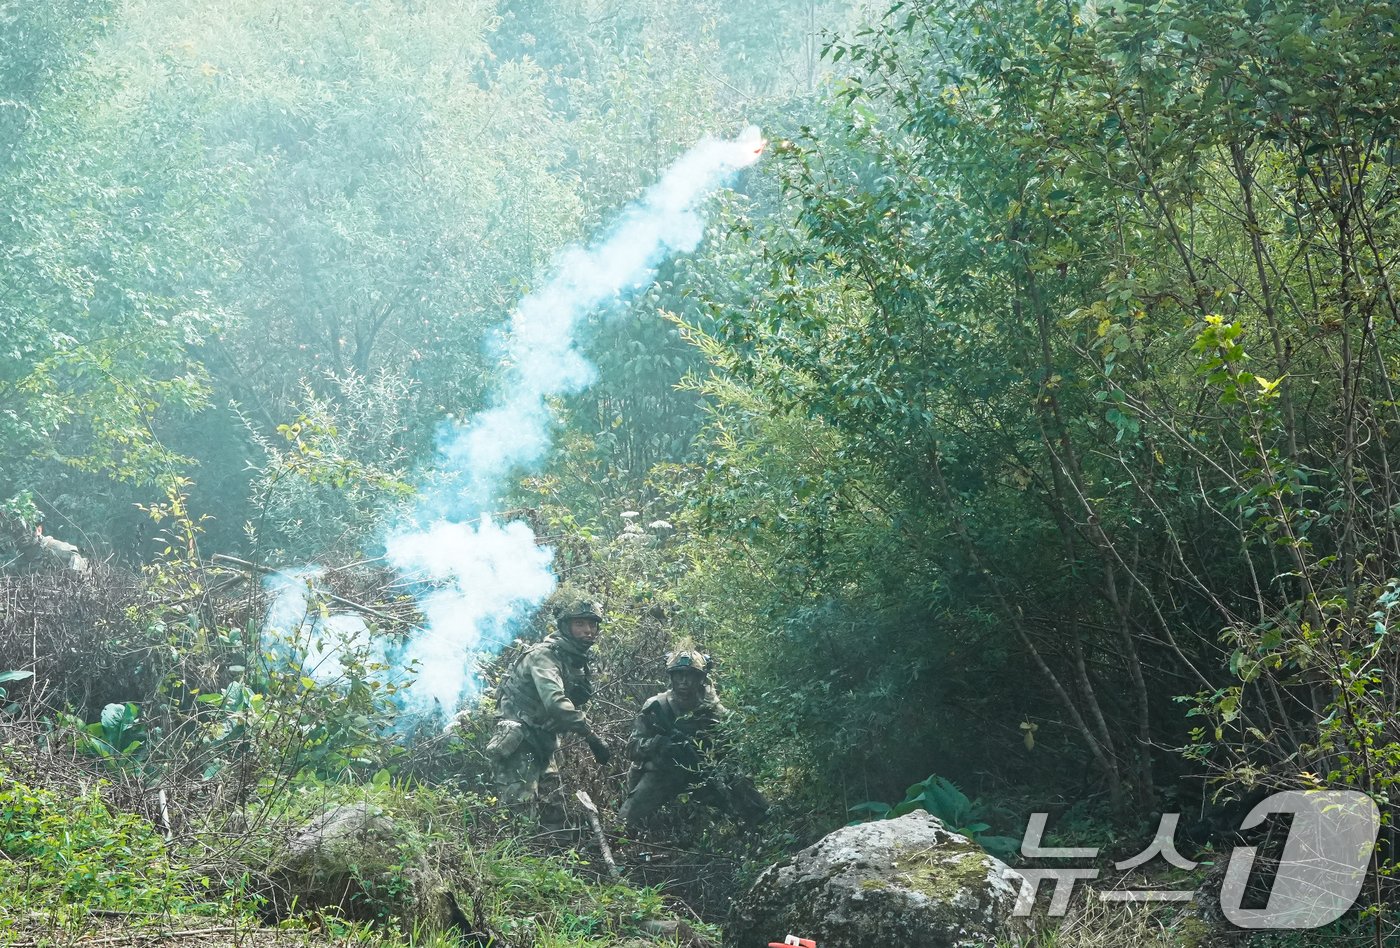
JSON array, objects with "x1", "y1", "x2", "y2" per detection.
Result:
[
  {"x1": 618, "y1": 765, "x2": 769, "y2": 828},
  {"x1": 490, "y1": 727, "x2": 567, "y2": 830}
]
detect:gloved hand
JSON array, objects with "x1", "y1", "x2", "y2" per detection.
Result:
[{"x1": 585, "y1": 732, "x2": 612, "y2": 766}]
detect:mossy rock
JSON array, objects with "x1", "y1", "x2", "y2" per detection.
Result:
[
  {"x1": 725, "y1": 811, "x2": 1028, "y2": 948},
  {"x1": 265, "y1": 802, "x2": 454, "y2": 930}
]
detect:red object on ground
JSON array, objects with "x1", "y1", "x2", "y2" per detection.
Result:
[{"x1": 767, "y1": 939, "x2": 816, "y2": 948}]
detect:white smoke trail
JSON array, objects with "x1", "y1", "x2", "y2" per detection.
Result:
[{"x1": 382, "y1": 125, "x2": 766, "y2": 715}]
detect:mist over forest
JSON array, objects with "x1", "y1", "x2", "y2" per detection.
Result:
[{"x1": 3, "y1": 1, "x2": 1399, "y2": 946}]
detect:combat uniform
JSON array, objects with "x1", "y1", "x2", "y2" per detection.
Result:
[
  {"x1": 488, "y1": 630, "x2": 596, "y2": 829},
  {"x1": 618, "y1": 674, "x2": 768, "y2": 827}
]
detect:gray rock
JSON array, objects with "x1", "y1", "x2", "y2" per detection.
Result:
[
  {"x1": 269, "y1": 802, "x2": 450, "y2": 928},
  {"x1": 726, "y1": 811, "x2": 1026, "y2": 948},
  {"x1": 284, "y1": 802, "x2": 395, "y2": 865}
]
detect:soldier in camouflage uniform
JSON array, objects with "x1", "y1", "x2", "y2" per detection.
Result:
[
  {"x1": 618, "y1": 649, "x2": 768, "y2": 829},
  {"x1": 487, "y1": 598, "x2": 612, "y2": 829}
]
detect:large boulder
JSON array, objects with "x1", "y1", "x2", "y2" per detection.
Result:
[
  {"x1": 267, "y1": 802, "x2": 455, "y2": 928},
  {"x1": 726, "y1": 811, "x2": 1026, "y2": 948}
]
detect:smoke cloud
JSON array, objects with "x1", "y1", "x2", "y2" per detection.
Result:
[
  {"x1": 262, "y1": 567, "x2": 371, "y2": 684},
  {"x1": 378, "y1": 126, "x2": 766, "y2": 715}
]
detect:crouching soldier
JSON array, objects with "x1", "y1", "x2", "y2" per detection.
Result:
[
  {"x1": 488, "y1": 598, "x2": 613, "y2": 829},
  {"x1": 618, "y1": 648, "x2": 768, "y2": 829}
]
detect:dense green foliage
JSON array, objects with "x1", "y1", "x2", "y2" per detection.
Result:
[
  {"x1": 7, "y1": 0, "x2": 1400, "y2": 942},
  {"x1": 0, "y1": 0, "x2": 847, "y2": 559},
  {"x1": 661, "y1": 0, "x2": 1400, "y2": 830},
  {"x1": 0, "y1": 774, "x2": 208, "y2": 920},
  {"x1": 0, "y1": 760, "x2": 693, "y2": 946}
]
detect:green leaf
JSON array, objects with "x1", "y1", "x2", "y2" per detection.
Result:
[
  {"x1": 978, "y1": 836, "x2": 1021, "y2": 859},
  {"x1": 849, "y1": 801, "x2": 892, "y2": 819},
  {"x1": 100, "y1": 703, "x2": 127, "y2": 734}
]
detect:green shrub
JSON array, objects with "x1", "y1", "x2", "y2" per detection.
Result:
[
  {"x1": 851, "y1": 774, "x2": 1020, "y2": 859},
  {"x1": 238, "y1": 773, "x2": 693, "y2": 946},
  {"x1": 481, "y1": 842, "x2": 672, "y2": 946},
  {"x1": 0, "y1": 773, "x2": 208, "y2": 921}
]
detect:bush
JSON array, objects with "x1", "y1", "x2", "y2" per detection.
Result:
[
  {"x1": 0, "y1": 771, "x2": 215, "y2": 926},
  {"x1": 480, "y1": 841, "x2": 673, "y2": 946}
]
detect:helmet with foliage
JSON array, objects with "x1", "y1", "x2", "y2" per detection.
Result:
[
  {"x1": 555, "y1": 598, "x2": 604, "y2": 634},
  {"x1": 666, "y1": 649, "x2": 710, "y2": 675}
]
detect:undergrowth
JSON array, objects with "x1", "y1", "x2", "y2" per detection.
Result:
[
  {"x1": 0, "y1": 770, "x2": 235, "y2": 942},
  {"x1": 0, "y1": 760, "x2": 710, "y2": 948}
]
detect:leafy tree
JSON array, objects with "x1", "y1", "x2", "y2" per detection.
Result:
[
  {"x1": 665, "y1": 0, "x2": 1400, "y2": 847},
  {"x1": 0, "y1": 0, "x2": 218, "y2": 512}
]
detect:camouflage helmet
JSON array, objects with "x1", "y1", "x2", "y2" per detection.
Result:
[
  {"x1": 556, "y1": 598, "x2": 604, "y2": 634},
  {"x1": 666, "y1": 649, "x2": 710, "y2": 675}
]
